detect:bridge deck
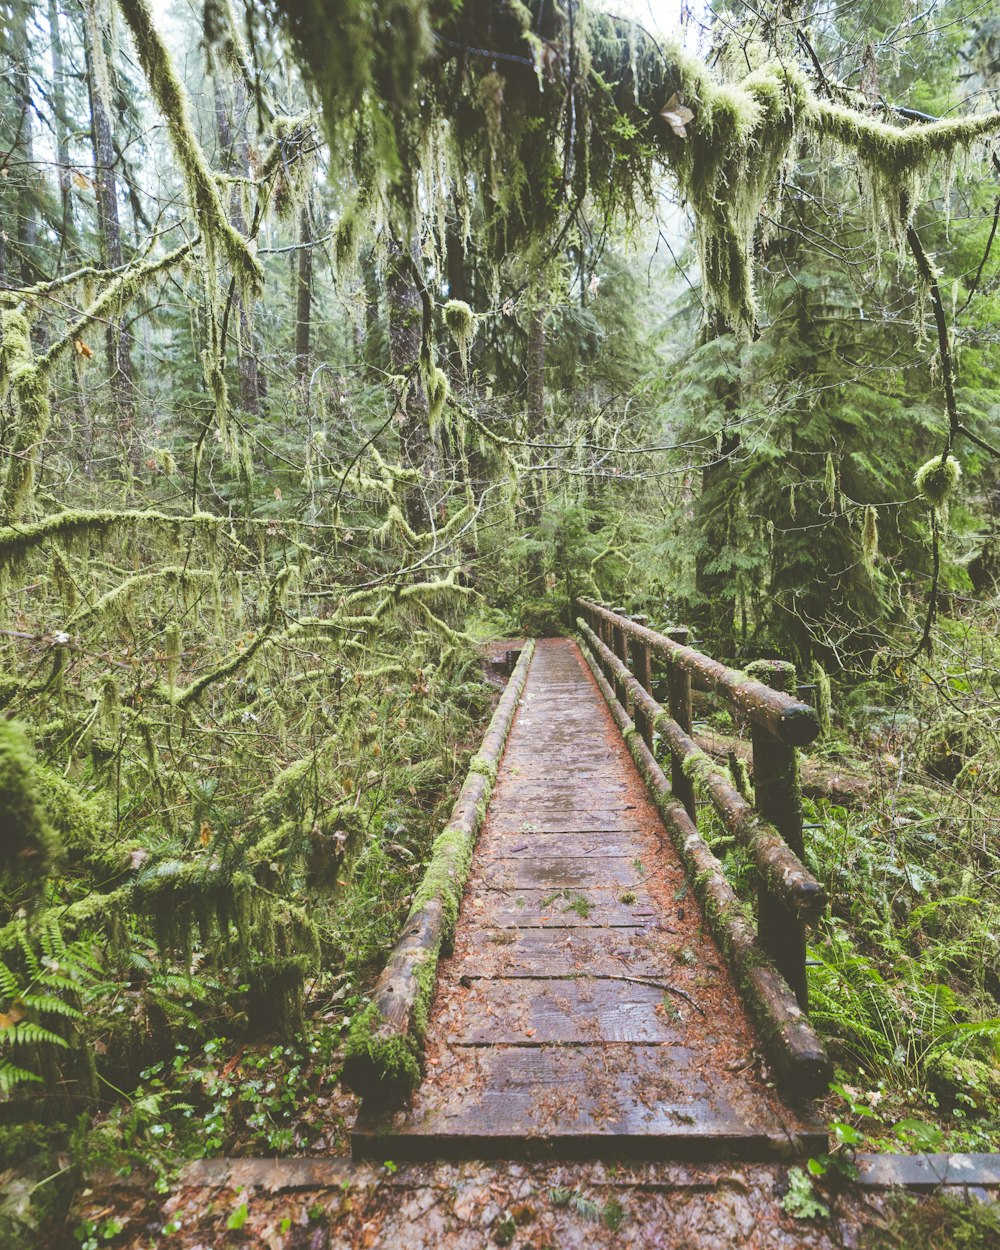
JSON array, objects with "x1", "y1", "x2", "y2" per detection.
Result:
[{"x1": 353, "y1": 639, "x2": 824, "y2": 1159}]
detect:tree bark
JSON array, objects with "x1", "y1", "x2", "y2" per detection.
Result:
[
  {"x1": 294, "y1": 204, "x2": 312, "y2": 381},
  {"x1": 84, "y1": 0, "x2": 138, "y2": 465},
  {"x1": 48, "y1": 0, "x2": 78, "y2": 262},
  {"x1": 213, "y1": 72, "x2": 260, "y2": 414},
  {"x1": 386, "y1": 235, "x2": 433, "y2": 530},
  {"x1": 525, "y1": 299, "x2": 546, "y2": 591}
]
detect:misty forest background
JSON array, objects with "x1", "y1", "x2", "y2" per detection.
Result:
[{"x1": 1, "y1": 0, "x2": 1000, "y2": 1238}]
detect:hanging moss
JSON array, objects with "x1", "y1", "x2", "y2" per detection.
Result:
[
  {"x1": 258, "y1": 115, "x2": 317, "y2": 219},
  {"x1": 117, "y1": 0, "x2": 261, "y2": 292},
  {"x1": 443, "y1": 299, "x2": 476, "y2": 374},
  {"x1": 823, "y1": 452, "x2": 838, "y2": 509},
  {"x1": 915, "y1": 454, "x2": 962, "y2": 511},
  {"x1": 427, "y1": 365, "x2": 449, "y2": 434},
  {"x1": 808, "y1": 103, "x2": 1000, "y2": 248},
  {"x1": 861, "y1": 505, "x2": 879, "y2": 575},
  {"x1": 0, "y1": 721, "x2": 56, "y2": 884},
  {"x1": 811, "y1": 661, "x2": 832, "y2": 739}
]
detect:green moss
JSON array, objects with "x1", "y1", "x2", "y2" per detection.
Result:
[
  {"x1": 258, "y1": 115, "x2": 317, "y2": 219},
  {"x1": 809, "y1": 102, "x2": 1000, "y2": 246},
  {"x1": 117, "y1": 0, "x2": 261, "y2": 292},
  {"x1": 410, "y1": 823, "x2": 474, "y2": 938},
  {"x1": 443, "y1": 299, "x2": 476, "y2": 374},
  {"x1": 467, "y1": 754, "x2": 497, "y2": 785},
  {"x1": 343, "y1": 1002, "x2": 422, "y2": 1092},
  {"x1": 810, "y1": 661, "x2": 832, "y2": 738},
  {"x1": 678, "y1": 743, "x2": 718, "y2": 787},
  {"x1": 915, "y1": 454, "x2": 962, "y2": 511},
  {"x1": 0, "y1": 310, "x2": 51, "y2": 518},
  {"x1": 0, "y1": 721, "x2": 56, "y2": 883},
  {"x1": 427, "y1": 364, "x2": 449, "y2": 434}
]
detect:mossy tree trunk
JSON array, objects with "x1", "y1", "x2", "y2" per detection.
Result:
[
  {"x1": 84, "y1": 0, "x2": 139, "y2": 468},
  {"x1": 525, "y1": 297, "x2": 547, "y2": 592},
  {"x1": 692, "y1": 317, "x2": 741, "y2": 654},
  {"x1": 213, "y1": 71, "x2": 260, "y2": 415},
  {"x1": 387, "y1": 234, "x2": 434, "y2": 530},
  {"x1": 294, "y1": 203, "x2": 312, "y2": 383}
]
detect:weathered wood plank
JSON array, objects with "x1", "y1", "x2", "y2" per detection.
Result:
[
  {"x1": 449, "y1": 925, "x2": 679, "y2": 978},
  {"x1": 353, "y1": 1045, "x2": 826, "y2": 1161},
  {"x1": 472, "y1": 884, "x2": 664, "y2": 928},
  {"x1": 478, "y1": 856, "x2": 646, "y2": 890},
  {"x1": 478, "y1": 830, "x2": 660, "y2": 859},
  {"x1": 439, "y1": 976, "x2": 698, "y2": 1045}
]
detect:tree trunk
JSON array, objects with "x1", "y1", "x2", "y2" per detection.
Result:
[
  {"x1": 11, "y1": 2, "x2": 38, "y2": 286},
  {"x1": 294, "y1": 204, "x2": 312, "y2": 381},
  {"x1": 525, "y1": 300, "x2": 546, "y2": 591},
  {"x1": 48, "y1": 0, "x2": 78, "y2": 262},
  {"x1": 213, "y1": 72, "x2": 260, "y2": 414},
  {"x1": 386, "y1": 235, "x2": 433, "y2": 530},
  {"x1": 84, "y1": 0, "x2": 138, "y2": 466}
]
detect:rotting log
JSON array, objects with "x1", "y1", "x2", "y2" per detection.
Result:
[
  {"x1": 577, "y1": 637, "x2": 832, "y2": 1099},
  {"x1": 577, "y1": 600, "x2": 820, "y2": 746},
  {"x1": 341, "y1": 641, "x2": 535, "y2": 1102},
  {"x1": 577, "y1": 620, "x2": 825, "y2": 924}
]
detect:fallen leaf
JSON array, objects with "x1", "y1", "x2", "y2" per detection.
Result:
[
  {"x1": 660, "y1": 91, "x2": 695, "y2": 137},
  {"x1": 74, "y1": 338, "x2": 94, "y2": 359}
]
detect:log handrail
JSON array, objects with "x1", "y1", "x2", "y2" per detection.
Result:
[
  {"x1": 576, "y1": 599, "x2": 820, "y2": 745},
  {"x1": 576, "y1": 636, "x2": 831, "y2": 1098},
  {"x1": 577, "y1": 618, "x2": 825, "y2": 922},
  {"x1": 575, "y1": 599, "x2": 824, "y2": 1014}
]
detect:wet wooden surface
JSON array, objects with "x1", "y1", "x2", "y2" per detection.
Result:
[{"x1": 354, "y1": 639, "x2": 824, "y2": 1159}]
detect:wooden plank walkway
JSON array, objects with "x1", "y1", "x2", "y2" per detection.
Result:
[{"x1": 353, "y1": 639, "x2": 824, "y2": 1159}]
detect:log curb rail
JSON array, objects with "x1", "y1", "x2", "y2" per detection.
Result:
[{"x1": 341, "y1": 640, "x2": 536, "y2": 1101}]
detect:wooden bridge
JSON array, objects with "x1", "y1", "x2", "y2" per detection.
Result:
[{"x1": 346, "y1": 603, "x2": 832, "y2": 1160}]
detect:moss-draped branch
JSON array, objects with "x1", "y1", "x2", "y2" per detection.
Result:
[{"x1": 273, "y1": 0, "x2": 1000, "y2": 336}]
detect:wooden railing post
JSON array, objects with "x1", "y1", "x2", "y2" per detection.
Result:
[
  {"x1": 631, "y1": 615, "x2": 653, "y2": 748},
  {"x1": 611, "y1": 608, "x2": 629, "y2": 707},
  {"x1": 666, "y1": 627, "x2": 696, "y2": 821},
  {"x1": 747, "y1": 659, "x2": 808, "y2": 1010}
]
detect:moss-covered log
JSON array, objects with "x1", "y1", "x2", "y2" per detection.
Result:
[
  {"x1": 342, "y1": 639, "x2": 535, "y2": 1102},
  {"x1": 577, "y1": 637, "x2": 831, "y2": 1099},
  {"x1": 577, "y1": 619, "x2": 825, "y2": 923},
  {"x1": 577, "y1": 600, "x2": 820, "y2": 745}
]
